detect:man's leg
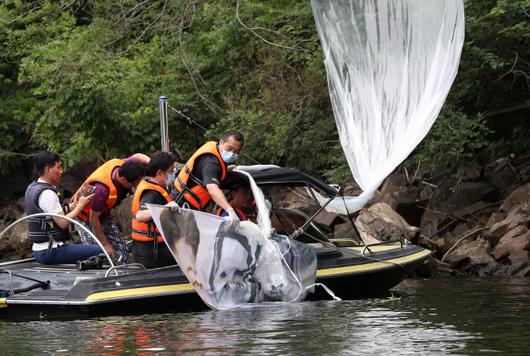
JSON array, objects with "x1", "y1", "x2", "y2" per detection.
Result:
[
  {"x1": 52, "y1": 244, "x2": 103, "y2": 264},
  {"x1": 157, "y1": 242, "x2": 177, "y2": 267},
  {"x1": 33, "y1": 244, "x2": 102, "y2": 264},
  {"x1": 132, "y1": 240, "x2": 157, "y2": 268},
  {"x1": 76, "y1": 219, "x2": 98, "y2": 244}
]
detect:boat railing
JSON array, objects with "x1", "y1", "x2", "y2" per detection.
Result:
[
  {"x1": 362, "y1": 239, "x2": 406, "y2": 255},
  {"x1": 104, "y1": 263, "x2": 146, "y2": 277},
  {"x1": 0, "y1": 213, "x2": 115, "y2": 268},
  {"x1": 0, "y1": 267, "x2": 15, "y2": 296}
]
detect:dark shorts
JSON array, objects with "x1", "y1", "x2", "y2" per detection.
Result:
[{"x1": 132, "y1": 240, "x2": 176, "y2": 269}]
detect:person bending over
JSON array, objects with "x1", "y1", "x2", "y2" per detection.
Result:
[
  {"x1": 131, "y1": 151, "x2": 177, "y2": 268},
  {"x1": 74, "y1": 153, "x2": 149, "y2": 264},
  {"x1": 172, "y1": 131, "x2": 244, "y2": 229}
]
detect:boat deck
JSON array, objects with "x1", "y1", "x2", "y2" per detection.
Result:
[{"x1": 1, "y1": 242, "x2": 431, "y2": 319}]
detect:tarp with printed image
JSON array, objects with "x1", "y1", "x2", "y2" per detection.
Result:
[{"x1": 149, "y1": 204, "x2": 317, "y2": 310}]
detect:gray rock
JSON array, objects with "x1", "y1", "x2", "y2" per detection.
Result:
[
  {"x1": 0, "y1": 239, "x2": 12, "y2": 258},
  {"x1": 355, "y1": 203, "x2": 419, "y2": 244},
  {"x1": 492, "y1": 227, "x2": 530, "y2": 263},
  {"x1": 333, "y1": 221, "x2": 361, "y2": 243},
  {"x1": 112, "y1": 196, "x2": 133, "y2": 240},
  {"x1": 443, "y1": 239, "x2": 498, "y2": 276},
  {"x1": 499, "y1": 183, "x2": 529, "y2": 212},
  {"x1": 7, "y1": 222, "x2": 31, "y2": 254}
]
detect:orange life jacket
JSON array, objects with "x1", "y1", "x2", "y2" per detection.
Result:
[
  {"x1": 77, "y1": 158, "x2": 124, "y2": 222},
  {"x1": 131, "y1": 179, "x2": 172, "y2": 242},
  {"x1": 215, "y1": 206, "x2": 248, "y2": 221},
  {"x1": 173, "y1": 141, "x2": 227, "y2": 210}
]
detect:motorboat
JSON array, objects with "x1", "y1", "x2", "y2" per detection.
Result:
[{"x1": 0, "y1": 165, "x2": 430, "y2": 320}]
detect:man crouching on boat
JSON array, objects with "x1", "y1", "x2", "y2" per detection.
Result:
[
  {"x1": 172, "y1": 131, "x2": 244, "y2": 230},
  {"x1": 25, "y1": 151, "x2": 102, "y2": 264},
  {"x1": 74, "y1": 153, "x2": 149, "y2": 264},
  {"x1": 131, "y1": 151, "x2": 177, "y2": 268}
]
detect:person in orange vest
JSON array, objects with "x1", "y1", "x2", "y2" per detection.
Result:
[
  {"x1": 74, "y1": 154, "x2": 149, "y2": 264},
  {"x1": 172, "y1": 131, "x2": 244, "y2": 229},
  {"x1": 131, "y1": 151, "x2": 176, "y2": 268},
  {"x1": 215, "y1": 184, "x2": 256, "y2": 223}
]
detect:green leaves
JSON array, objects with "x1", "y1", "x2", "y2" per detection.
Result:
[{"x1": 0, "y1": 0, "x2": 528, "y2": 182}]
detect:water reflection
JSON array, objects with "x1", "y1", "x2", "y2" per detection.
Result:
[{"x1": 1, "y1": 278, "x2": 529, "y2": 355}]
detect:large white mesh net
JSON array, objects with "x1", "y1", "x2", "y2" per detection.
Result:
[{"x1": 311, "y1": 0, "x2": 465, "y2": 214}]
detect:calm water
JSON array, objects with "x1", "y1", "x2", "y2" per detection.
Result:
[{"x1": 1, "y1": 277, "x2": 529, "y2": 355}]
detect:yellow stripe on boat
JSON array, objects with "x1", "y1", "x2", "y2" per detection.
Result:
[
  {"x1": 350, "y1": 244, "x2": 405, "y2": 252},
  {"x1": 84, "y1": 248, "x2": 430, "y2": 302},
  {"x1": 85, "y1": 283, "x2": 194, "y2": 302},
  {"x1": 316, "y1": 249, "x2": 431, "y2": 278},
  {"x1": 0, "y1": 297, "x2": 6, "y2": 308}
]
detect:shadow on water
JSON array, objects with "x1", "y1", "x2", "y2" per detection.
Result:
[{"x1": 1, "y1": 277, "x2": 529, "y2": 355}]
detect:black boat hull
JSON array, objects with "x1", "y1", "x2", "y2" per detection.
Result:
[{"x1": 1, "y1": 243, "x2": 430, "y2": 320}]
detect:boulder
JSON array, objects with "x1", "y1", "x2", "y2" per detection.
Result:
[
  {"x1": 60, "y1": 157, "x2": 100, "y2": 196},
  {"x1": 1, "y1": 251, "x2": 26, "y2": 262},
  {"x1": 112, "y1": 196, "x2": 133, "y2": 240},
  {"x1": 333, "y1": 221, "x2": 362, "y2": 243},
  {"x1": 486, "y1": 211, "x2": 506, "y2": 229},
  {"x1": 484, "y1": 161, "x2": 519, "y2": 195},
  {"x1": 443, "y1": 239, "x2": 498, "y2": 276},
  {"x1": 267, "y1": 187, "x2": 313, "y2": 214},
  {"x1": 492, "y1": 226, "x2": 530, "y2": 263},
  {"x1": 355, "y1": 203, "x2": 419, "y2": 244},
  {"x1": 0, "y1": 204, "x2": 24, "y2": 225},
  {"x1": 7, "y1": 222, "x2": 31, "y2": 254},
  {"x1": 421, "y1": 180, "x2": 496, "y2": 234},
  {"x1": 499, "y1": 183, "x2": 529, "y2": 212},
  {"x1": 486, "y1": 205, "x2": 530, "y2": 245},
  {"x1": 372, "y1": 173, "x2": 420, "y2": 209},
  {"x1": 453, "y1": 201, "x2": 497, "y2": 220},
  {"x1": 313, "y1": 210, "x2": 344, "y2": 230},
  {"x1": 0, "y1": 239, "x2": 12, "y2": 259}
]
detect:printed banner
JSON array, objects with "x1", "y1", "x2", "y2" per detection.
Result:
[{"x1": 148, "y1": 204, "x2": 316, "y2": 310}]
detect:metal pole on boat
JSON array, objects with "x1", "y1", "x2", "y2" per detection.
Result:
[{"x1": 159, "y1": 96, "x2": 169, "y2": 152}]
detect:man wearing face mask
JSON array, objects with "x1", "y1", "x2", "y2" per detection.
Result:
[{"x1": 172, "y1": 131, "x2": 244, "y2": 229}]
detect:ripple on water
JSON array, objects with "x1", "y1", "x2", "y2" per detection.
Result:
[{"x1": 1, "y1": 278, "x2": 530, "y2": 355}]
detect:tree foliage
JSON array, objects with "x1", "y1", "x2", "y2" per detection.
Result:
[{"x1": 0, "y1": 0, "x2": 528, "y2": 181}]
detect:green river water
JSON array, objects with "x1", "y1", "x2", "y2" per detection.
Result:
[{"x1": 1, "y1": 277, "x2": 529, "y2": 355}]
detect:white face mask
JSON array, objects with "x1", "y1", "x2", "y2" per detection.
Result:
[{"x1": 221, "y1": 150, "x2": 239, "y2": 163}]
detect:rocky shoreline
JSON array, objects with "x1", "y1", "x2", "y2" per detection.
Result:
[
  {"x1": 363, "y1": 154, "x2": 529, "y2": 277},
  {"x1": 1, "y1": 154, "x2": 528, "y2": 277}
]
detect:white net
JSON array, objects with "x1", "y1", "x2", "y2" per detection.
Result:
[{"x1": 311, "y1": 0, "x2": 465, "y2": 214}]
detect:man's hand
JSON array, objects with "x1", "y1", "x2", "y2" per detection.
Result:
[
  {"x1": 165, "y1": 201, "x2": 179, "y2": 211},
  {"x1": 103, "y1": 243, "x2": 116, "y2": 261},
  {"x1": 226, "y1": 208, "x2": 240, "y2": 230},
  {"x1": 77, "y1": 193, "x2": 94, "y2": 209}
]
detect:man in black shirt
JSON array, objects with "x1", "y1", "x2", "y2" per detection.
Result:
[
  {"x1": 172, "y1": 131, "x2": 244, "y2": 229},
  {"x1": 131, "y1": 151, "x2": 176, "y2": 268}
]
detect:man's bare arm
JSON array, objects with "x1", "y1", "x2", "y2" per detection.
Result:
[
  {"x1": 89, "y1": 210, "x2": 114, "y2": 257},
  {"x1": 206, "y1": 183, "x2": 232, "y2": 211},
  {"x1": 52, "y1": 194, "x2": 93, "y2": 229}
]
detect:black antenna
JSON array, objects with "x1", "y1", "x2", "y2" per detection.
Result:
[{"x1": 166, "y1": 102, "x2": 261, "y2": 165}]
